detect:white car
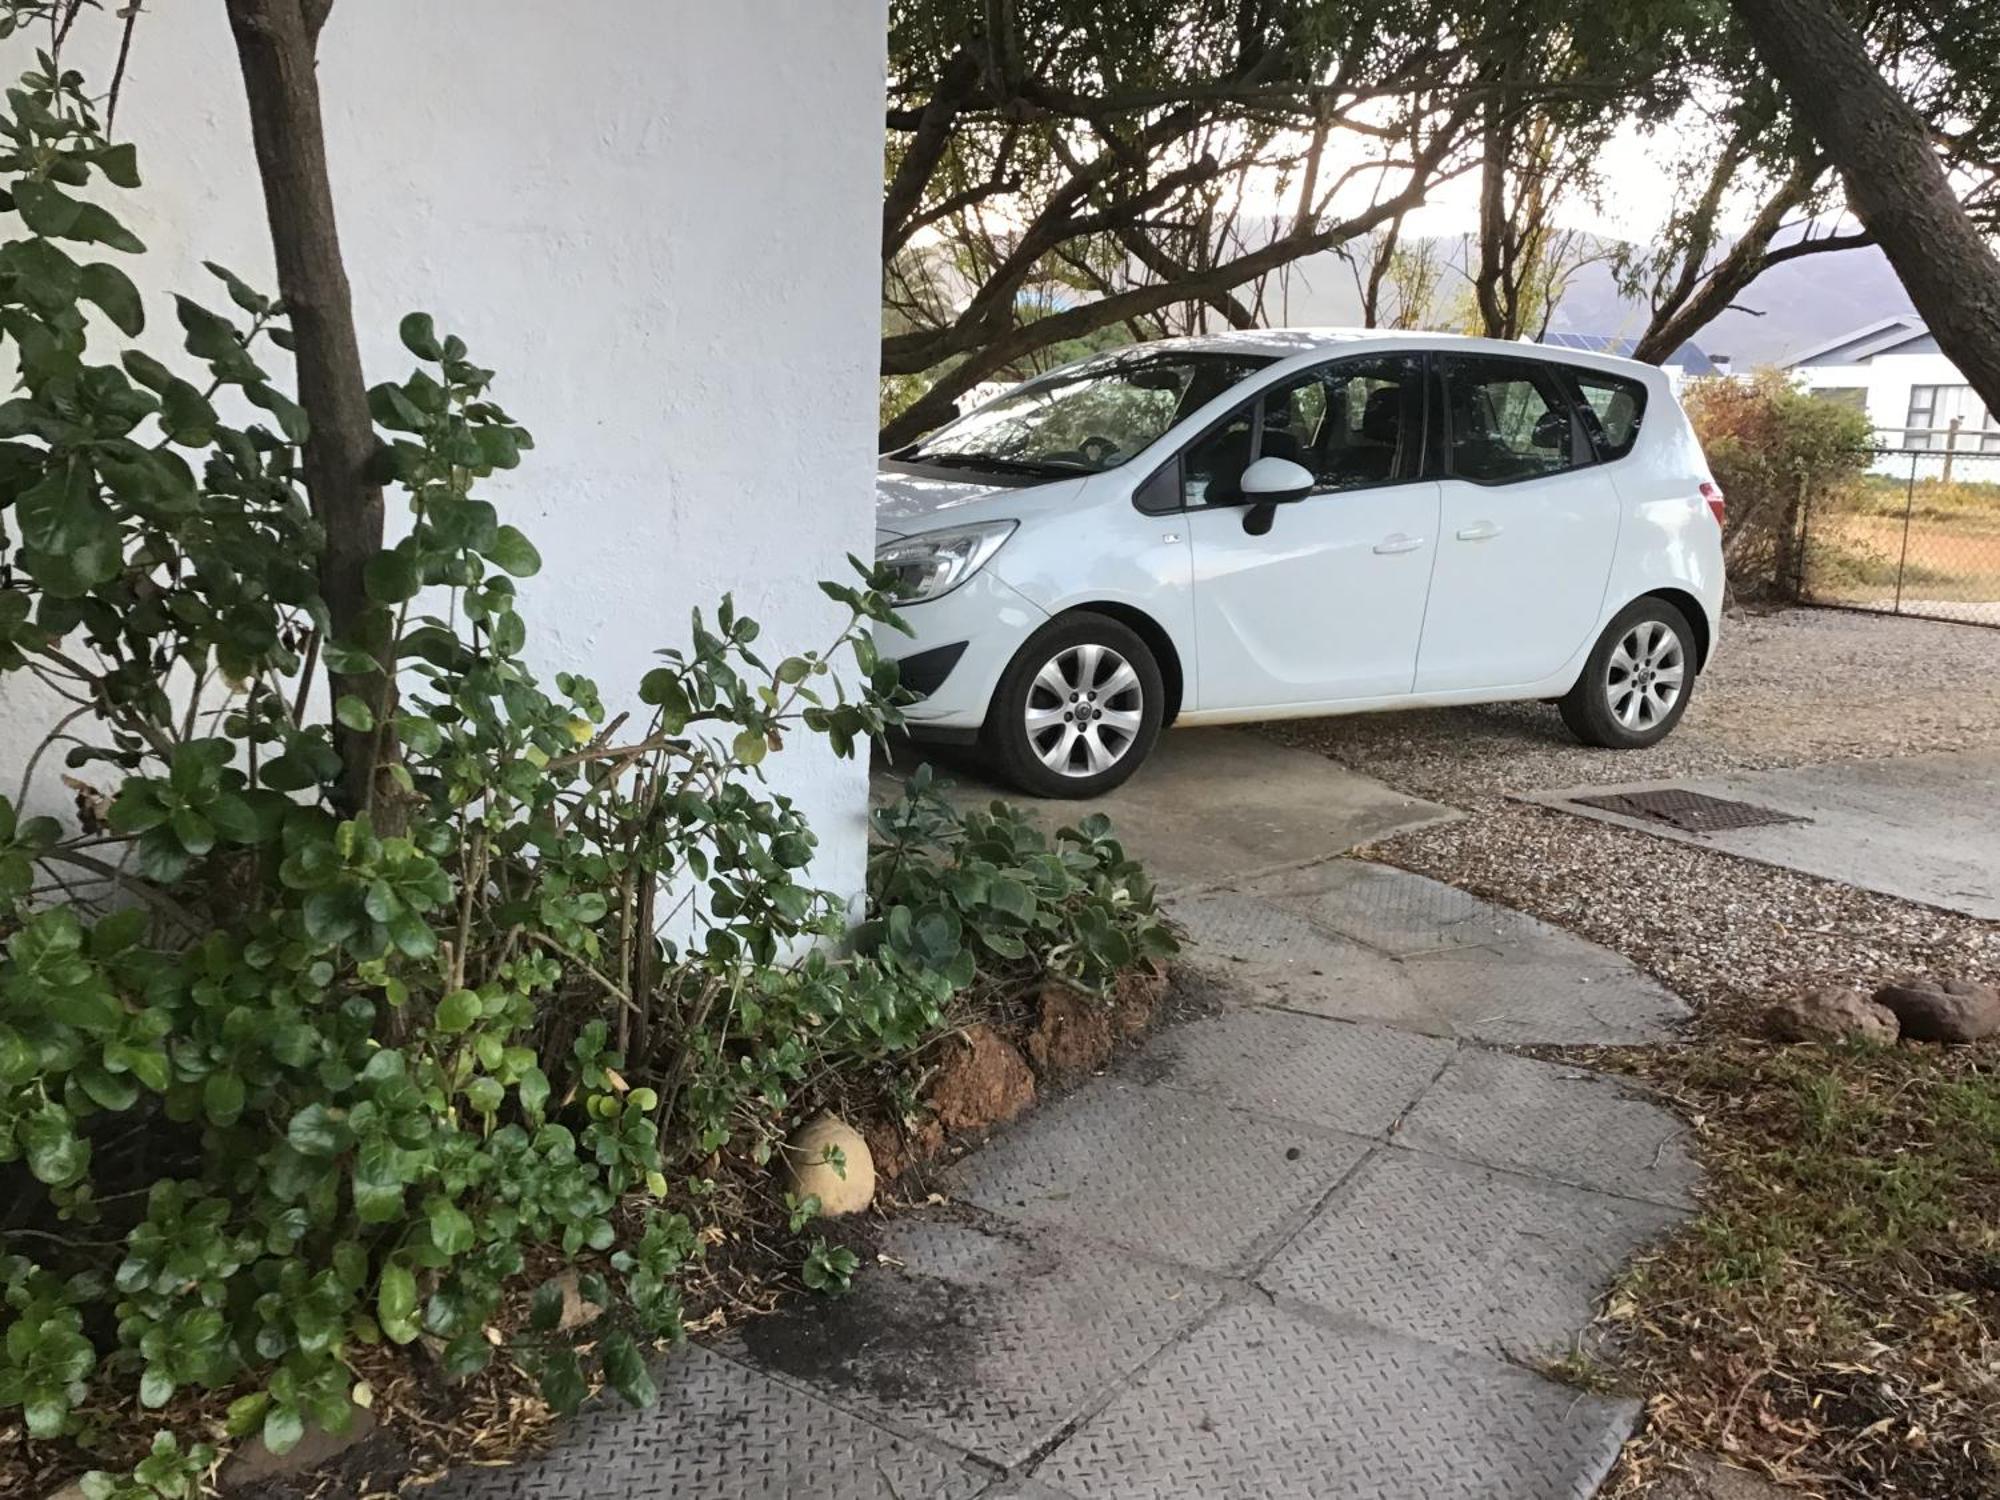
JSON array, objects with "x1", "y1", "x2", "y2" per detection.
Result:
[{"x1": 874, "y1": 330, "x2": 1725, "y2": 798}]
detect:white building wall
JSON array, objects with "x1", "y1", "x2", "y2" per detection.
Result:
[
  {"x1": 1793, "y1": 351, "x2": 1975, "y2": 443},
  {"x1": 1, "y1": 1, "x2": 889, "y2": 897}
]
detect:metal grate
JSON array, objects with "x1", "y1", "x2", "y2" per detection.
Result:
[{"x1": 1571, "y1": 788, "x2": 1808, "y2": 833}]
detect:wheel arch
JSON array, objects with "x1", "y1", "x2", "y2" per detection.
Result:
[
  {"x1": 1638, "y1": 586, "x2": 1712, "y2": 670},
  {"x1": 1058, "y1": 601, "x2": 1185, "y2": 726}
]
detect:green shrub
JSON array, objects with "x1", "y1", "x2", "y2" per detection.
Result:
[
  {"x1": 863, "y1": 764, "x2": 1179, "y2": 995},
  {"x1": 0, "y1": 33, "x2": 926, "y2": 1482},
  {"x1": 1682, "y1": 369, "x2": 1873, "y2": 597},
  {"x1": 0, "y1": 30, "x2": 1180, "y2": 1494}
]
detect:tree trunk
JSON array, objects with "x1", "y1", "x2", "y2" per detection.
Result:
[
  {"x1": 224, "y1": 0, "x2": 395, "y2": 820},
  {"x1": 1730, "y1": 0, "x2": 2000, "y2": 415}
]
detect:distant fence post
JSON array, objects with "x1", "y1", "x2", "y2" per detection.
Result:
[
  {"x1": 1893, "y1": 447, "x2": 1918, "y2": 615},
  {"x1": 1791, "y1": 468, "x2": 1811, "y2": 600}
]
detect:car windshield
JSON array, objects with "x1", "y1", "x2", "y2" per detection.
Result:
[{"x1": 901, "y1": 351, "x2": 1274, "y2": 476}]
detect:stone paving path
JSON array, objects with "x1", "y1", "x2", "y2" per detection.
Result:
[{"x1": 432, "y1": 824, "x2": 1699, "y2": 1499}]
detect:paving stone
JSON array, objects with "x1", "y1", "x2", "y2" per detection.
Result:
[
  {"x1": 422, "y1": 1342, "x2": 988, "y2": 1500},
  {"x1": 1398, "y1": 1047, "x2": 1699, "y2": 1207},
  {"x1": 1039, "y1": 1296, "x2": 1637, "y2": 1499},
  {"x1": 1254, "y1": 859, "x2": 1548, "y2": 956},
  {"x1": 1400, "y1": 942, "x2": 1688, "y2": 1045},
  {"x1": 720, "y1": 1214, "x2": 1222, "y2": 1467},
  {"x1": 1170, "y1": 885, "x2": 1685, "y2": 1044},
  {"x1": 1167, "y1": 891, "x2": 1438, "y2": 1027},
  {"x1": 1124, "y1": 1005, "x2": 1454, "y2": 1136},
  {"x1": 1260, "y1": 1148, "x2": 1684, "y2": 1358},
  {"x1": 948, "y1": 1080, "x2": 1370, "y2": 1272}
]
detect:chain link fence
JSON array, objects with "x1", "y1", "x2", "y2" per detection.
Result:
[{"x1": 1796, "y1": 440, "x2": 2000, "y2": 628}]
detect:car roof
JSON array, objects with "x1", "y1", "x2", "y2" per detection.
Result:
[{"x1": 1138, "y1": 326, "x2": 1663, "y2": 378}]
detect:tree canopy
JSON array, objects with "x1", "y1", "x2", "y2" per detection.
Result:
[{"x1": 880, "y1": 0, "x2": 2000, "y2": 444}]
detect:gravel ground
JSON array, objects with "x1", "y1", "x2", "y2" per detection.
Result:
[
  {"x1": 1262, "y1": 607, "x2": 2000, "y2": 809},
  {"x1": 1268, "y1": 607, "x2": 2000, "y2": 1025},
  {"x1": 1367, "y1": 804, "x2": 2000, "y2": 1026}
]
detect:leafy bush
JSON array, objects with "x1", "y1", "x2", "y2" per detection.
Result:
[
  {"x1": 1683, "y1": 368, "x2": 1873, "y2": 597},
  {"x1": 0, "y1": 24, "x2": 1177, "y2": 1496},
  {"x1": 0, "y1": 35, "x2": 937, "y2": 1484},
  {"x1": 863, "y1": 764, "x2": 1178, "y2": 996}
]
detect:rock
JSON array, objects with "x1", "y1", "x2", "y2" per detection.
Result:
[
  {"x1": 1763, "y1": 986, "x2": 1899, "y2": 1043},
  {"x1": 926, "y1": 1024, "x2": 1035, "y2": 1134},
  {"x1": 782, "y1": 1113, "x2": 875, "y2": 1216},
  {"x1": 1873, "y1": 975, "x2": 2000, "y2": 1043},
  {"x1": 219, "y1": 1409, "x2": 375, "y2": 1490},
  {"x1": 1027, "y1": 983, "x2": 1116, "y2": 1082}
]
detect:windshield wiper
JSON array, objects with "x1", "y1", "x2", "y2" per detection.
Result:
[{"x1": 911, "y1": 451, "x2": 1086, "y2": 476}]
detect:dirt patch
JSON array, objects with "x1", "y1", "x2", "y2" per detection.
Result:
[
  {"x1": 926, "y1": 1023, "x2": 1037, "y2": 1135},
  {"x1": 734, "y1": 1268, "x2": 985, "y2": 1412},
  {"x1": 1026, "y1": 984, "x2": 1117, "y2": 1083}
]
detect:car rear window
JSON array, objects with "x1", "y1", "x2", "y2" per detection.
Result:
[{"x1": 1564, "y1": 367, "x2": 1648, "y2": 461}]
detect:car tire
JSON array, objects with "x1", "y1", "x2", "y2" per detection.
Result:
[
  {"x1": 983, "y1": 612, "x2": 1164, "y2": 798},
  {"x1": 1559, "y1": 596, "x2": 1699, "y2": 749}
]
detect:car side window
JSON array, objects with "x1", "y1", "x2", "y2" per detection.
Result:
[
  {"x1": 1177, "y1": 353, "x2": 1422, "y2": 507},
  {"x1": 1562, "y1": 366, "x2": 1648, "y2": 461},
  {"x1": 1441, "y1": 356, "x2": 1579, "y2": 484}
]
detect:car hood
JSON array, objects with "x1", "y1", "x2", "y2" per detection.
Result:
[{"x1": 874, "y1": 463, "x2": 1084, "y2": 539}]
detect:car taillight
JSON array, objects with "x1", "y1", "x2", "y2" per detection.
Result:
[{"x1": 1700, "y1": 480, "x2": 1725, "y2": 526}]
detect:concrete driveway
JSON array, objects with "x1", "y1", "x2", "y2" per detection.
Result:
[{"x1": 871, "y1": 726, "x2": 1457, "y2": 893}]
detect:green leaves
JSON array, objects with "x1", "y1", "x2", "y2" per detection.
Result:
[
  {"x1": 334, "y1": 695, "x2": 376, "y2": 732},
  {"x1": 426, "y1": 1196, "x2": 475, "y2": 1256},
  {"x1": 487, "y1": 524, "x2": 541, "y2": 577},
  {"x1": 79, "y1": 261, "x2": 143, "y2": 334},
  {"x1": 398, "y1": 311, "x2": 443, "y2": 360},
  {"x1": 434, "y1": 989, "x2": 481, "y2": 1033},
  {"x1": 287, "y1": 1103, "x2": 349, "y2": 1158},
  {"x1": 376, "y1": 1262, "x2": 420, "y2": 1344},
  {"x1": 598, "y1": 1330, "x2": 656, "y2": 1407}
]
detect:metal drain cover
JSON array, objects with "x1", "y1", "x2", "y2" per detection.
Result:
[{"x1": 1571, "y1": 788, "x2": 1808, "y2": 833}]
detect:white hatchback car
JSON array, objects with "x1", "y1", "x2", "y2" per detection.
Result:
[{"x1": 874, "y1": 330, "x2": 1724, "y2": 798}]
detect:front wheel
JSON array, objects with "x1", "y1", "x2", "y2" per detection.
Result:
[
  {"x1": 984, "y1": 613, "x2": 1164, "y2": 798},
  {"x1": 1559, "y1": 598, "x2": 1698, "y2": 749}
]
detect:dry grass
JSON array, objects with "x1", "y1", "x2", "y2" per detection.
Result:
[{"x1": 1579, "y1": 1037, "x2": 2000, "y2": 1499}]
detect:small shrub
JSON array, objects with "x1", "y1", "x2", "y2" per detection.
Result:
[
  {"x1": 800, "y1": 1238, "x2": 858, "y2": 1296},
  {"x1": 1682, "y1": 369, "x2": 1872, "y2": 597},
  {"x1": 862, "y1": 764, "x2": 1179, "y2": 996}
]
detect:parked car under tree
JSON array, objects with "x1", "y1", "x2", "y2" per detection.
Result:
[{"x1": 875, "y1": 330, "x2": 1727, "y2": 797}]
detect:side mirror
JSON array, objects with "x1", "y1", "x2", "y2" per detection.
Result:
[
  {"x1": 1238, "y1": 455, "x2": 1314, "y2": 536},
  {"x1": 1239, "y1": 456, "x2": 1315, "y2": 504}
]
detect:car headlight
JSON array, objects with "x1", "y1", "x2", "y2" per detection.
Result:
[{"x1": 876, "y1": 521, "x2": 1017, "y2": 603}]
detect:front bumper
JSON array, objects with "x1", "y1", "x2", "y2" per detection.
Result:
[{"x1": 877, "y1": 569, "x2": 1048, "y2": 731}]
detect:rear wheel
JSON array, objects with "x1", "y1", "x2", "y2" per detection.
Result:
[
  {"x1": 1559, "y1": 597, "x2": 1697, "y2": 749},
  {"x1": 984, "y1": 613, "x2": 1163, "y2": 798}
]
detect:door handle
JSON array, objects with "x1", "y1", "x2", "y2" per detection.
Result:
[
  {"x1": 1456, "y1": 521, "x2": 1503, "y2": 541},
  {"x1": 1373, "y1": 534, "x2": 1425, "y2": 555}
]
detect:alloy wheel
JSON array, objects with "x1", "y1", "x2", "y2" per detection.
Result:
[
  {"x1": 1023, "y1": 641, "x2": 1144, "y2": 777},
  {"x1": 1605, "y1": 619, "x2": 1686, "y2": 731}
]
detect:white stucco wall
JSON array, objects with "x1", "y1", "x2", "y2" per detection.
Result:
[
  {"x1": 1793, "y1": 350, "x2": 1976, "y2": 443},
  {"x1": 1, "y1": 1, "x2": 888, "y2": 897}
]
